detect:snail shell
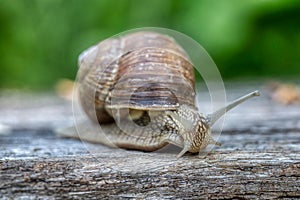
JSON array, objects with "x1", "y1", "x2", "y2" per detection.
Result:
[{"x1": 78, "y1": 31, "x2": 195, "y2": 124}]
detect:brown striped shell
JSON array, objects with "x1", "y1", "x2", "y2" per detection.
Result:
[{"x1": 78, "y1": 31, "x2": 196, "y2": 124}]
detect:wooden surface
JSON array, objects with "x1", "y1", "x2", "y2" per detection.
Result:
[{"x1": 0, "y1": 82, "x2": 300, "y2": 199}]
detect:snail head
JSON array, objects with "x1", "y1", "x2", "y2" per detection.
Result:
[{"x1": 168, "y1": 91, "x2": 260, "y2": 158}]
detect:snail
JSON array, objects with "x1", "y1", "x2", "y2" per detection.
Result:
[{"x1": 59, "y1": 31, "x2": 260, "y2": 158}]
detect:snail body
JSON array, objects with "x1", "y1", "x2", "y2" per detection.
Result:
[{"x1": 62, "y1": 31, "x2": 259, "y2": 158}]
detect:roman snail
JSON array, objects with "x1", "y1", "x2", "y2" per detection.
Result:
[{"x1": 59, "y1": 31, "x2": 260, "y2": 158}]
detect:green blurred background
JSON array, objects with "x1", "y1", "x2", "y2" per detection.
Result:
[{"x1": 0, "y1": 0, "x2": 300, "y2": 90}]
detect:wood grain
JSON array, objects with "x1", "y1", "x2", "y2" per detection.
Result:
[{"x1": 0, "y1": 83, "x2": 300, "y2": 199}]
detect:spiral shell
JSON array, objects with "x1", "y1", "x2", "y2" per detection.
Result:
[{"x1": 78, "y1": 31, "x2": 195, "y2": 124}]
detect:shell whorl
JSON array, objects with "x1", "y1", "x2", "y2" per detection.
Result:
[{"x1": 78, "y1": 31, "x2": 196, "y2": 124}]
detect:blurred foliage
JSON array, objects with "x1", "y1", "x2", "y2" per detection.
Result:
[{"x1": 0, "y1": 0, "x2": 300, "y2": 90}]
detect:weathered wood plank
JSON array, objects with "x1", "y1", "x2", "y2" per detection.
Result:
[
  {"x1": 1, "y1": 132, "x2": 299, "y2": 199},
  {"x1": 0, "y1": 83, "x2": 300, "y2": 199}
]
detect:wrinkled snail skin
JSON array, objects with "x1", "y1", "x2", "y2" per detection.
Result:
[{"x1": 72, "y1": 31, "x2": 260, "y2": 158}]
